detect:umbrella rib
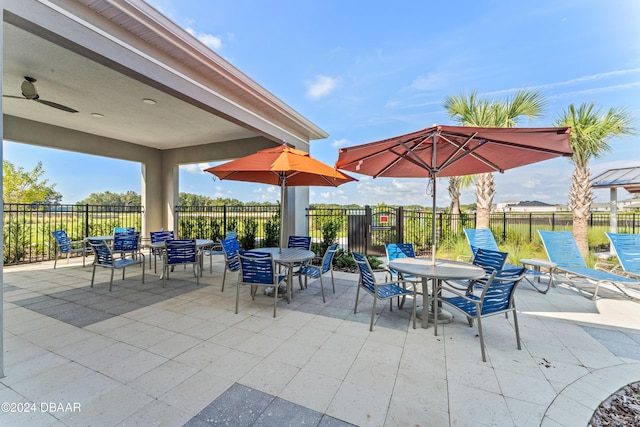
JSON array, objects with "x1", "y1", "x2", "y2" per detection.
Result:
[
  {"x1": 371, "y1": 136, "x2": 434, "y2": 177},
  {"x1": 439, "y1": 133, "x2": 504, "y2": 173},
  {"x1": 437, "y1": 132, "x2": 480, "y2": 172}
]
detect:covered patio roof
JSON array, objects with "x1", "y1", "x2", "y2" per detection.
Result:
[
  {"x1": 1, "y1": 0, "x2": 329, "y2": 376},
  {"x1": 592, "y1": 166, "x2": 640, "y2": 194}
]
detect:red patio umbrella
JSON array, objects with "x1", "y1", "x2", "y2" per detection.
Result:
[
  {"x1": 335, "y1": 125, "x2": 573, "y2": 262},
  {"x1": 204, "y1": 143, "x2": 356, "y2": 247}
]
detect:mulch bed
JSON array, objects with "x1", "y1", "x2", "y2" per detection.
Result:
[{"x1": 589, "y1": 381, "x2": 640, "y2": 426}]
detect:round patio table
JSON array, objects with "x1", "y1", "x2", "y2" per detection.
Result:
[
  {"x1": 248, "y1": 247, "x2": 315, "y2": 302},
  {"x1": 389, "y1": 258, "x2": 485, "y2": 332}
]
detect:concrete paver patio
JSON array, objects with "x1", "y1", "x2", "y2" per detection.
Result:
[{"x1": 2, "y1": 255, "x2": 640, "y2": 426}]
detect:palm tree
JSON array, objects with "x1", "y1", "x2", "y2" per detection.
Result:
[
  {"x1": 444, "y1": 89, "x2": 546, "y2": 228},
  {"x1": 555, "y1": 103, "x2": 634, "y2": 256},
  {"x1": 447, "y1": 175, "x2": 473, "y2": 234}
]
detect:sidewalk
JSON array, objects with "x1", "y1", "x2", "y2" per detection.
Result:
[{"x1": 2, "y1": 256, "x2": 640, "y2": 426}]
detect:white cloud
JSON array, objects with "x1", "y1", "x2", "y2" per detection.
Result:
[
  {"x1": 182, "y1": 163, "x2": 212, "y2": 174},
  {"x1": 185, "y1": 27, "x2": 223, "y2": 50},
  {"x1": 305, "y1": 75, "x2": 339, "y2": 99},
  {"x1": 410, "y1": 73, "x2": 444, "y2": 91},
  {"x1": 332, "y1": 138, "x2": 350, "y2": 148}
]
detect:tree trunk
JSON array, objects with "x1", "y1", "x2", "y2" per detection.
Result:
[
  {"x1": 569, "y1": 164, "x2": 593, "y2": 257},
  {"x1": 475, "y1": 173, "x2": 495, "y2": 229},
  {"x1": 449, "y1": 177, "x2": 461, "y2": 234}
]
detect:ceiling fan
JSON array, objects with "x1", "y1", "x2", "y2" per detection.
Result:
[{"x1": 3, "y1": 76, "x2": 78, "y2": 113}]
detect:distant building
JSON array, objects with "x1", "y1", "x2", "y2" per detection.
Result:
[
  {"x1": 494, "y1": 199, "x2": 638, "y2": 213},
  {"x1": 495, "y1": 200, "x2": 563, "y2": 213}
]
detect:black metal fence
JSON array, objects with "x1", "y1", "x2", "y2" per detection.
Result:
[
  {"x1": 3, "y1": 202, "x2": 639, "y2": 265},
  {"x1": 3, "y1": 203, "x2": 142, "y2": 264}
]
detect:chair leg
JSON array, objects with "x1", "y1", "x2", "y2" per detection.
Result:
[
  {"x1": 109, "y1": 269, "x2": 115, "y2": 292},
  {"x1": 221, "y1": 267, "x2": 228, "y2": 292},
  {"x1": 354, "y1": 283, "x2": 361, "y2": 314},
  {"x1": 319, "y1": 275, "x2": 326, "y2": 303},
  {"x1": 330, "y1": 270, "x2": 335, "y2": 293},
  {"x1": 476, "y1": 315, "x2": 487, "y2": 362},
  {"x1": 273, "y1": 285, "x2": 278, "y2": 318},
  {"x1": 512, "y1": 308, "x2": 521, "y2": 350},
  {"x1": 369, "y1": 297, "x2": 377, "y2": 331},
  {"x1": 235, "y1": 283, "x2": 240, "y2": 314},
  {"x1": 54, "y1": 252, "x2": 59, "y2": 269},
  {"x1": 90, "y1": 265, "x2": 96, "y2": 287}
]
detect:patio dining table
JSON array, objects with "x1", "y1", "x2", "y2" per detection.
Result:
[
  {"x1": 150, "y1": 239, "x2": 215, "y2": 277},
  {"x1": 389, "y1": 258, "x2": 485, "y2": 332},
  {"x1": 248, "y1": 247, "x2": 315, "y2": 302}
]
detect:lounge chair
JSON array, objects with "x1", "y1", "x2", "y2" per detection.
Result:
[
  {"x1": 463, "y1": 228, "x2": 518, "y2": 269},
  {"x1": 538, "y1": 230, "x2": 639, "y2": 299},
  {"x1": 605, "y1": 232, "x2": 640, "y2": 279}
]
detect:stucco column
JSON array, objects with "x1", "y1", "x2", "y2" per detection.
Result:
[
  {"x1": 141, "y1": 156, "x2": 164, "y2": 237},
  {"x1": 286, "y1": 186, "x2": 309, "y2": 241},
  {"x1": 162, "y1": 162, "x2": 179, "y2": 233}
]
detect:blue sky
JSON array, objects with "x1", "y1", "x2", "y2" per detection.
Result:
[{"x1": 4, "y1": 0, "x2": 640, "y2": 207}]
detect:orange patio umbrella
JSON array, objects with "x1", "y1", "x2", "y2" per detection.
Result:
[{"x1": 204, "y1": 143, "x2": 356, "y2": 246}]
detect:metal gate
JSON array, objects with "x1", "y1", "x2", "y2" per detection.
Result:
[{"x1": 347, "y1": 206, "x2": 402, "y2": 256}]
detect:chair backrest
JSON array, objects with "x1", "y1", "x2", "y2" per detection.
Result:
[
  {"x1": 321, "y1": 243, "x2": 339, "y2": 274},
  {"x1": 165, "y1": 239, "x2": 197, "y2": 264},
  {"x1": 221, "y1": 237, "x2": 241, "y2": 271},
  {"x1": 288, "y1": 235, "x2": 311, "y2": 250},
  {"x1": 479, "y1": 267, "x2": 526, "y2": 315},
  {"x1": 238, "y1": 250, "x2": 276, "y2": 285},
  {"x1": 606, "y1": 232, "x2": 640, "y2": 273},
  {"x1": 150, "y1": 230, "x2": 175, "y2": 243},
  {"x1": 88, "y1": 239, "x2": 114, "y2": 266},
  {"x1": 472, "y1": 248, "x2": 508, "y2": 276},
  {"x1": 352, "y1": 251, "x2": 376, "y2": 293},
  {"x1": 537, "y1": 230, "x2": 586, "y2": 268},
  {"x1": 114, "y1": 227, "x2": 135, "y2": 234},
  {"x1": 225, "y1": 231, "x2": 238, "y2": 240},
  {"x1": 113, "y1": 232, "x2": 140, "y2": 252},
  {"x1": 464, "y1": 228, "x2": 501, "y2": 257},
  {"x1": 385, "y1": 243, "x2": 416, "y2": 276},
  {"x1": 52, "y1": 230, "x2": 73, "y2": 253}
]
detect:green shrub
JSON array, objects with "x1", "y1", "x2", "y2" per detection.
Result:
[
  {"x1": 240, "y1": 218, "x2": 257, "y2": 249},
  {"x1": 263, "y1": 214, "x2": 280, "y2": 247}
]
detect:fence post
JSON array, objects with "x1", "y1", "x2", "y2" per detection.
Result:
[
  {"x1": 397, "y1": 206, "x2": 404, "y2": 243},
  {"x1": 502, "y1": 213, "x2": 506, "y2": 241},
  {"x1": 84, "y1": 204, "x2": 89, "y2": 238},
  {"x1": 552, "y1": 212, "x2": 555, "y2": 230},
  {"x1": 223, "y1": 205, "x2": 227, "y2": 232},
  {"x1": 529, "y1": 212, "x2": 532, "y2": 242}
]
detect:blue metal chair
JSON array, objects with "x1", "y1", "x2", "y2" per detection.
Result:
[
  {"x1": 352, "y1": 251, "x2": 417, "y2": 331},
  {"x1": 203, "y1": 231, "x2": 238, "y2": 273},
  {"x1": 114, "y1": 226, "x2": 135, "y2": 234},
  {"x1": 149, "y1": 230, "x2": 175, "y2": 273},
  {"x1": 163, "y1": 239, "x2": 200, "y2": 286},
  {"x1": 440, "y1": 267, "x2": 526, "y2": 362},
  {"x1": 287, "y1": 235, "x2": 312, "y2": 285},
  {"x1": 446, "y1": 248, "x2": 509, "y2": 292},
  {"x1": 236, "y1": 250, "x2": 287, "y2": 318},
  {"x1": 385, "y1": 243, "x2": 418, "y2": 308},
  {"x1": 88, "y1": 238, "x2": 145, "y2": 291},
  {"x1": 287, "y1": 235, "x2": 311, "y2": 250},
  {"x1": 538, "y1": 230, "x2": 639, "y2": 299},
  {"x1": 52, "y1": 230, "x2": 90, "y2": 268},
  {"x1": 298, "y1": 243, "x2": 338, "y2": 302},
  {"x1": 220, "y1": 237, "x2": 241, "y2": 292}
]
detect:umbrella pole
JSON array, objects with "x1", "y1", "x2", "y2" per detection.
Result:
[
  {"x1": 431, "y1": 174, "x2": 437, "y2": 265},
  {"x1": 280, "y1": 176, "x2": 286, "y2": 253}
]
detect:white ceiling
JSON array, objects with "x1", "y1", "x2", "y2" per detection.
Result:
[{"x1": 2, "y1": 21, "x2": 257, "y2": 150}]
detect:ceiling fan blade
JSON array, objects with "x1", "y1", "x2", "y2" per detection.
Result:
[{"x1": 36, "y1": 99, "x2": 78, "y2": 113}]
